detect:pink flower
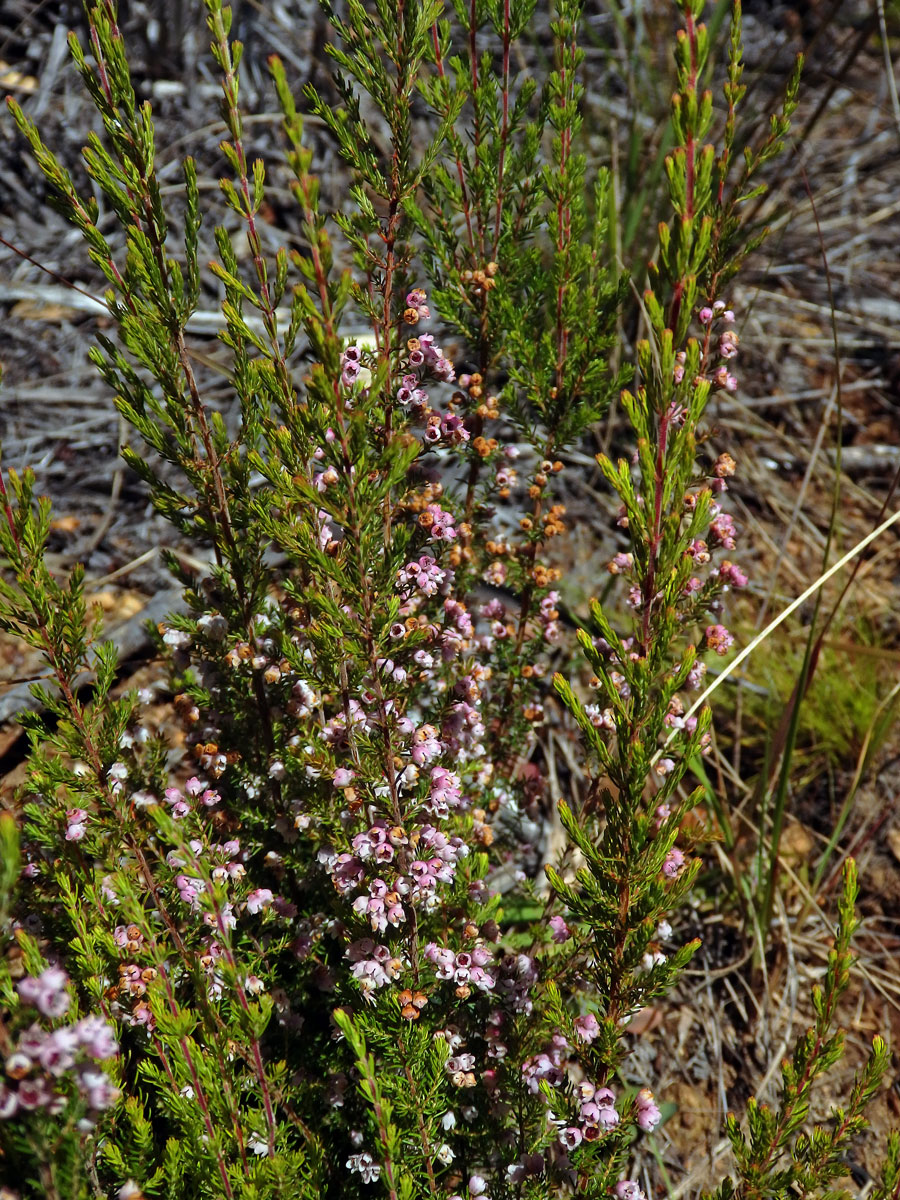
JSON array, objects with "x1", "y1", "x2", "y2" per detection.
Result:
[
  {"x1": 65, "y1": 808, "x2": 88, "y2": 842},
  {"x1": 718, "y1": 561, "x2": 748, "y2": 588},
  {"x1": 662, "y1": 848, "x2": 685, "y2": 878},
  {"x1": 0, "y1": 1084, "x2": 18, "y2": 1118},
  {"x1": 548, "y1": 915, "x2": 572, "y2": 943},
  {"x1": 421, "y1": 504, "x2": 457, "y2": 542},
  {"x1": 405, "y1": 289, "x2": 430, "y2": 321},
  {"x1": 397, "y1": 555, "x2": 447, "y2": 598},
  {"x1": 686, "y1": 661, "x2": 707, "y2": 690},
  {"x1": 18, "y1": 966, "x2": 70, "y2": 1018},
  {"x1": 16, "y1": 1076, "x2": 51, "y2": 1110},
  {"x1": 705, "y1": 624, "x2": 734, "y2": 656},
  {"x1": 411, "y1": 724, "x2": 442, "y2": 766},
  {"x1": 709, "y1": 513, "x2": 736, "y2": 550},
  {"x1": 74, "y1": 1015, "x2": 118, "y2": 1059},
  {"x1": 574, "y1": 1012, "x2": 600, "y2": 1043},
  {"x1": 340, "y1": 345, "x2": 365, "y2": 389},
  {"x1": 636, "y1": 1088, "x2": 661, "y2": 1131},
  {"x1": 559, "y1": 1126, "x2": 583, "y2": 1149},
  {"x1": 607, "y1": 552, "x2": 633, "y2": 575},
  {"x1": 713, "y1": 365, "x2": 738, "y2": 391},
  {"x1": 598, "y1": 1104, "x2": 619, "y2": 1130},
  {"x1": 427, "y1": 766, "x2": 462, "y2": 817},
  {"x1": 246, "y1": 888, "x2": 274, "y2": 914}
]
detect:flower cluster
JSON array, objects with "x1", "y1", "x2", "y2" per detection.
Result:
[
  {"x1": 420, "y1": 503, "x2": 457, "y2": 542},
  {"x1": 64, "y1": 808, "x2": 88, "y2": 842},
  {"x1": 1, "y1": 970, "x2": 118, "y2": 1126},
  {"x1": 345, "y1": 939, "x2": 406, "y2": 999},
  {"x1": 340, "y1": 344, "x2": 371, "y2": 392},
  {"x1": 396, "y1": 554, "x2": 449, "y2": 599},
  {"x1": 634, "y1": 1087, "x2": 662, "y2": 1131},
  {"x1": 425, "y1": 943, "x2": 496, "y2": 995},
  {"x1": 15, "y1": 967, "x2": 70, "y2": 1018},
  {"x1": 346, "y1": 1150, "x2": 381, "y2": 1183},
  {"x1": 0, "y1": 2, "x2": 841, "y2": 1196},
  {"x1": 615, "y1": 1183, "x2": 649, "y2": 1200},
  {"x1": 556, "y1": 1081, "x2": 620, "y2": 1147}
]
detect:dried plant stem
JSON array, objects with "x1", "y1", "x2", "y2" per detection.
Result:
[{"x1": 670, "y1": 504, "x2": 900, "y2": 753}]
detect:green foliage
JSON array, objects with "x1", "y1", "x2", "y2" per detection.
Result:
[
  {"x1": 744, "y1": 625, "x2": 898, "y2": 768},
  {"x1": 0, "y1": 1, "x2": 894, "y2": 1198},
  {"x1": 704, "y1": 863, "x2": 890, "y2": 1200}
]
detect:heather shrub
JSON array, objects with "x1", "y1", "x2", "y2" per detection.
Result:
[{"x1": 1, "y1": 1, "x2": 897, "y2": 1197}]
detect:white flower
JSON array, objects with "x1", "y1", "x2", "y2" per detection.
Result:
[
  {"x1": 162, "y1": 627, "x2": 191, "y2": 649},
  {"x1": 347, "y1": 1152, "x2": 381, "y2": 1183}
]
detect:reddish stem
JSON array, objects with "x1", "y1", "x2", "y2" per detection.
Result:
[
  {"x1": 642, "y1": 407, "x2": 671, "y2": 652},
  {"x1": 203, "y1": 878, "x2": 279, "y2": 1157},
  {"x1": 431, "y1": 26, "x2": 475, "y2": 254},
  {"x1": 492, "y1": 0, "x2": 512, "y2": 257}
]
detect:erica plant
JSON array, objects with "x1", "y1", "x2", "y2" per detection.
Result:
[{"x1": 0, "y1": 0, "x2": 896, "y2": 1198}]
